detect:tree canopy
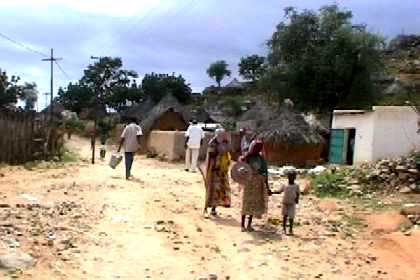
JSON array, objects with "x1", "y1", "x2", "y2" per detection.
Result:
[
  {"x1": 58, "y1": 57, "x2": 142, "y2": 114},
  {"x1": 142, "y1": 73, "x2": 191, "y2": 104},
  {"x1": 263, "y1": 4, "x2": 385, "y2": 112},
  {"x1": 206, "y1": 60, "x2": 231, "y2": 88},
  {"x1": 0, "y1": 69, "x2": 38, "y2": 110},
  {"x1": 238, "y1": 55, "x2": 266, "y2": 81}
]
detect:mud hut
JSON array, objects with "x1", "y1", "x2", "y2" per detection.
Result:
[
  {"x1": 138, "y1": 94, "x2": 188, "y2": 152},
  {"x1": 256, "y1": 105, "x2": 325, "y2": 167},
  {"x1": 141, "y1": 95, "x2": 187, "y2": 132},
  {"x1": 237, "y1": 100, "x2": 276, "y2": 131}
]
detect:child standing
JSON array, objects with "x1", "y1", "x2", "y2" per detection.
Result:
[{"x1": 278, "y1": 170, "x2": 300, "y2": 235}]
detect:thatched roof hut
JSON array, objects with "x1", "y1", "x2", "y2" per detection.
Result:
[
  {"x1": 255, "y1": 105, "x2": 325, "y2": 166},
  {"x1": 140, "y1": 94, "x2": 188, "y2": 136},
  {"x1": 237, "y1": 100, "x2": 276, "y2": 131},
  {"x1": 257, "y1": 107, "x2": 324, "y2": 145},
  {"x1": 121, "y1": 97, "x2": 155, "y2": 122}
]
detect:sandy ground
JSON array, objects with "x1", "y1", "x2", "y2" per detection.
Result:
[{"x1": 0, "y1": 136, "x2": 419, "y2": 280}]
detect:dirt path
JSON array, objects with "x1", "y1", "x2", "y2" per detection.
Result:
[{"x1": 1, "y1": 136, "x2": 419, "y2": 280}]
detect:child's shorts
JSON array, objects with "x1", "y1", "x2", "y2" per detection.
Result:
[{"x1": 282, "y1": 203, "x2": 296, "y2": 218}]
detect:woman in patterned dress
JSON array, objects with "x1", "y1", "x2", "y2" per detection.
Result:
[
  {"x1": 240, "y1": 139, "x2": 272, "y2": 232},
  {"x1": 203, "y1": 128, "x2": 232, "y2": 217}
]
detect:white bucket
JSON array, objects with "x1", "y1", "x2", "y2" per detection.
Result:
[{"x1": 109, "y1": 154, "x2": 123, "y2": 169}]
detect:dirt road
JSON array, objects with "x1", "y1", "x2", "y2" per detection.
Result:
[{"x1": 1, "y1": 136, "x2": 419, "y2": 280}]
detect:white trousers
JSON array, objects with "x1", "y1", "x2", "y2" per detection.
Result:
[{"x1": 185, "y1": 147, "x2": 200, "y2": 172}]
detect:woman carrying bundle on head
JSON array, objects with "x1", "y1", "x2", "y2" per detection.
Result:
[{"x1": 239, "y1": 139, "x2": 272, "y2": 232}]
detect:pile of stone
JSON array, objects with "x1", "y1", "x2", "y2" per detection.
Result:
[
  {"x1": 344, "y1": 155, "x2": 420, "y2": 194},
  {"x1": 401, "y1": 204, "x2": 420, "y2": 227},
  {"x1": 0, "y1": 199, "x2": 99, "y2": 273}
]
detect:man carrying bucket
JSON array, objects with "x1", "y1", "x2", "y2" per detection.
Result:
[{"x1": 117, "y1": 117, "x2": 143, "y2": 180}]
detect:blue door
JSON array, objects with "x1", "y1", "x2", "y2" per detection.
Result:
[{"x1": 329, "y1": 129, "x2": 348, "y2": 164}]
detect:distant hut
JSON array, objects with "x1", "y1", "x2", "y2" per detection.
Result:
[
  {"x1": 120, "y1": 97, "x2": 155, "y2": 123},
  {"x1": 237, "y1": 100, "x2": 276, "y2": 131},
  {"x1": 139, "y1": 94, "x2": 188, "y2": 152},
  {"x1": 256, "y1": 105, "x2": 325, "y2": 167},
  {"x1": 141, "y1": 95, "x2": 188, "y2": 132}
]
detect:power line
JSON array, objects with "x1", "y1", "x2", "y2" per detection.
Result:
[
  {"x1": 0, "y1": 31, "x2": 48, "y2": 57},
  {"x1": 42, "y1": 49, "x2": 62, "y2": 119},
  {"x1": 55, "y1": 61, "x2": 72, "y2": 80}
]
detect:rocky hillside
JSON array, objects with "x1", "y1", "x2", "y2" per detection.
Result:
[{"x1": 379, "y1": 35, "x2": 420, "y2": 101}]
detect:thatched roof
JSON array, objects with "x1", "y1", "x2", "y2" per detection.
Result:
[
  {"x1": 239, "y1": 100, "x2": 276, "y2": 123},
  {"x1": 140, "y1": 94, "x2": 186, "y2": 135},
  {"x1": 121, "y1": 97, "x2": 155, "y2": 121},
  {"x1": 256, "y1": 106, "x2": 324, "y2": 145},
  {"x1": 225, "y1": 78, "x2": 245, "y2": 89},
  {"x1": 182, "y1": 107, "x2": 215, "y2": 123}
]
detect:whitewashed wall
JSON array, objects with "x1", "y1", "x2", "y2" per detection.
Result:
[
  {"x1": 332, "y1": 106, "x2": 420, "y2": 164},
  {"x1": 332, "y1": 111, "x2": 375, "y2": 163},
  {"x1": 371, "y1": 106, "x2": 420, "y2": 161}
]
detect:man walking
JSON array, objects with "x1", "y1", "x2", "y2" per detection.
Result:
[
  {"x1": 118, "y1": 117, "x2": 143, "y2": 180},
  {"x1": 185, "y1": 120, "x2": 204, "y2": 172}
]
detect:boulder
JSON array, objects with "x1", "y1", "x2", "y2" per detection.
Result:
[
  {"x1": 400, "y1": 204, "x2": 420, "y2": 216},
  {"x1": 0, "y1": 252, "x2": 35, "y2": 270}
]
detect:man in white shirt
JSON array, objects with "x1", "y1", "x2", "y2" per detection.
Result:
[
  {"x1": 185, "y1": 120, "x2": 205, "y2": 172},
  {"x1": 118, "y1": 117, "x2": 143, "y2": 180}
]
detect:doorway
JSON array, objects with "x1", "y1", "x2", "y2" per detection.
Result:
[
  {"x1": 346, "y1": 129, "x2": 356, "y2": 165},
  {"x1": 329, "y1": 128, "x2": 356, "y2": 165}
]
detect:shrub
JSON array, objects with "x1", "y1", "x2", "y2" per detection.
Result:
[{"x1": 311, "y1": 171, "x2": 351, "y2": 198}]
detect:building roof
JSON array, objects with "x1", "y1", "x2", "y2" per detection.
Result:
[
  {"x1": 140, "y1": 94, "x2": 187, "y2": 135},
  {"x1": 334, "y1": 106, "x2": 415, "y2": 116},
  {"x1": 224, "y1": 78, "x2": 246, "y2": 89},
  {"x1": 256, "y1": 105, "x2": 324, "y2": 145},
  {"x1": 238, "y1": 100, "x2": 275, "y2": 123},
  {"x1": 121, "y1": 97, "x2": 155, "y2": 121}
]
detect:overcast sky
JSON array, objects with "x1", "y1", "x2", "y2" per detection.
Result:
[{"x1": 1, "y1": 0, "x2": 419, "y2": 110}]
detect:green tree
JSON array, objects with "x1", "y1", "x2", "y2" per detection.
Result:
[
  {"x1": 239, "y1": 55, "x2": 266, "y2": 81},
  {"x1": 57, "y1": 83, "x2": 94, "y2": 114},
  {"x1": 105, "y1": 81, "x2": 144, "y2": 112},
  {"x1": 206, "y1": 60, "x2": 231, "y2": 88},
  {"x1": 265, "y1": 5, "x2": 385, "y2": 112},
  {"x1": 0, "y1": 70, "x2": 21, "y2": 108},
  {"x1": 80, "y1": 57, "x2": 138, "y2": 114},
  {"x1": 142, "y1": 73, "x2": 192, "y2": 104}
]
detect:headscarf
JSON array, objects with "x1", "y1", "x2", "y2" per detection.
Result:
[
  {"x1": 215, "y1": 128, "x2": 227, "y2": 142},
  {"x1": 241, "y1": 139, "x2": 264, "y2": 162}
]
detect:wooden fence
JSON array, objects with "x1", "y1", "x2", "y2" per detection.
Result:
[{"x1": 0, "y1": 110, "x2": 49, "y2": 164}]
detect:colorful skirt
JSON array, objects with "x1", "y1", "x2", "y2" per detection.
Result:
[
  {"x1": 205, "y1": 169, "x2": 231, "y2": 208},
  {"x1": 241, "y1": 176, "x2": 268, "y2": 218}
]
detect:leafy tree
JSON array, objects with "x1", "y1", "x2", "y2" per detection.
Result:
[
  {"x1": 105, "y1": 81, "x2": 144, "y2": 112},
  {"x1": 80, "y1": 57, "x2": 138, "y2": 114},
  {"x1": 57, "y1": 83, "x2": 94, "y2": 114},
  {"x1": 0, "y1": 70, "x2": 38, "y2": 110},
  {"x1": 206, "y1": 60, "x2": 231, "y2": 88},
  {"x1": 265, "y1": 5, "x2": 385, "y2": 112},
  {"x1": 0, "y1": 70, "x2": 21, "y2": 108},
  {"x1": 142, "y1": 73, "x2": 192, "y2": 104},
  {"x1": 238, "y1": 55, "x2": 266, "y2": 81}
]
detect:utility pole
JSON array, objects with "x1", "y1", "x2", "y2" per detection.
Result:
[
  {"x1": 42, "y1": 49, "x2": 62, "y2": 120},
  {"x1": 90, "y1": 56, "x2": 100, "y2": 164}
]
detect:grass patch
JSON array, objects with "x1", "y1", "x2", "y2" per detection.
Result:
[
  {"x1": 61, "y1": 147, "x2": 79, "y2": 163},
  {"x1": 341, "y1": 214, "x2": 366, "y2": 229},
  {"x1": 311, "y1": 171, "x2": 351, "y2": 198},
  {"x1": 22, "y1": 146, "x2": 79, "y2": 171}
]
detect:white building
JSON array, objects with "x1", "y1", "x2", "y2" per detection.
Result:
[{"x1": 330, "y1": 106, "x2": 420, "y2": 164}]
